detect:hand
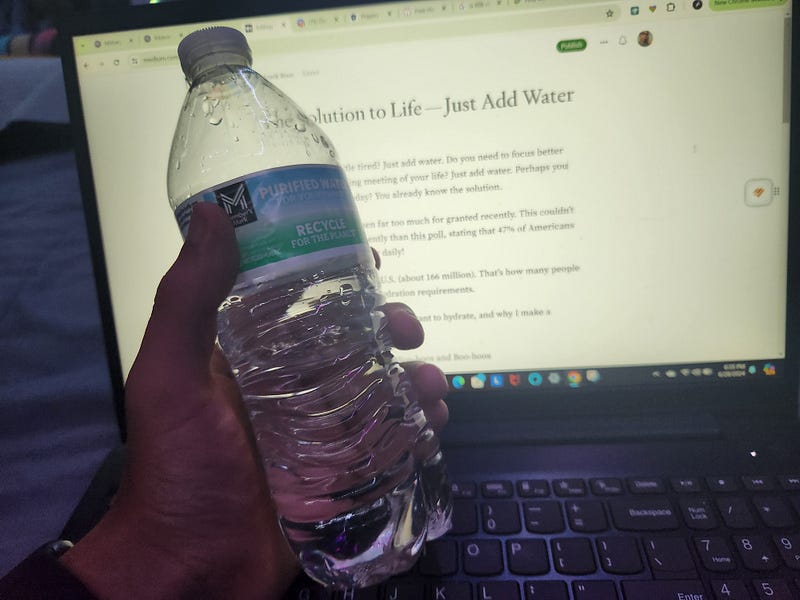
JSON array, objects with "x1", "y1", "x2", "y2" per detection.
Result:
[{"x1": 60, "y1": 203, "x2": 448, "y2": 600}]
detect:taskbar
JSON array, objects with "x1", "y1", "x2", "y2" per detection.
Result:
[{"x1": 447, "y1": 359, "x2": 784, "y2": 392}]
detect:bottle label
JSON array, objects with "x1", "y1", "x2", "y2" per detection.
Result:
[{"x1": 175, "y1": 164, "x2": 370, "y2": 286}]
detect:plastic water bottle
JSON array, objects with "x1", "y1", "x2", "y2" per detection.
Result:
[{"x1": 166, "y1": 27, "x2": 451, "y2": 589}]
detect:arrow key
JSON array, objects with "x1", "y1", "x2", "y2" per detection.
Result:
[{"x1": 733, "y1": 535, "x2": 779, "y2": 571}]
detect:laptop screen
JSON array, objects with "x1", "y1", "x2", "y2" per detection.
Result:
[{"x1": 65, "y1": 0, "x2": 794, "y2": 400}]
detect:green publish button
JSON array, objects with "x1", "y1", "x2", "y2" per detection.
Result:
[
  {"x1": 557, "y1": 39, "x2": 587, "y2": 52},
  {"x1": 710, "y1": 0, "x2": 786, "y2": 10}
]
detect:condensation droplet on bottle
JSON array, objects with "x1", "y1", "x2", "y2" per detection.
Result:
[
  {"x1": 233, "y1": 136, "x2": 239, "y2": 142},
  {"x1": 209, "y1": 116, "x2": 223, "y2": 126}
]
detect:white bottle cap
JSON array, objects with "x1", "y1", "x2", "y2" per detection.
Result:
[{"x1": 177, "y1": 26, "x2": 252, "y2": 80}]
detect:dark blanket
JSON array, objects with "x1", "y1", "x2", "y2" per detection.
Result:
[{"x1": 0, "y1": 58, "x2": 119, "y2": 576}]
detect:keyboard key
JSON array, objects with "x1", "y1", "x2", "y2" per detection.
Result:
[
  {"x1": 427, "y1": 581, "x2": 471, "y2": 600},
  {"x1": 551, "y1": 537, "x2": 596, "y2": 575},
  {"x1": 743, "y1": 476, "x2": 774, "y2": 491},
  {"x1": 753, "y1": 495, "x2": 796, "y2": 528},
  {"x1": 679, "y1": 497, "x2": 718, "y2": 530},
  {"x1": 481, "y1": 481, "x2": 513, "y2": 498},
  {"x1": 285, "y1": 576, "x2": 332, "y2": 599},
  {"x1": 609, "y1": 498, "x2": 679, "y2": 531},
  {"x1": 621, "y1": 580, "x2": 706, "y2": 600},
  {"x1": 419, "y1": 540, "x2": 457, "y2": 576},
  {"x1": 752, "y1": 579, "x2": 794, "y2": 600},
  {"x1": 566, "y1": 499, "x2": 608, "y2": 532},
  {"x1": 774, "y1": 533, "x2": 800, "y2": 569},
  {"x1": 710, "y1": 580, "x2": 750, "y2": 600},
  {"x1": 597, "y1": 536, "x2": 643, "y2": 574},
  {"x1": 523, "y1": 581, "x2": 568, "y2": 600},
  {"x1": 643, "y1": 537, "x2": 697, "y2": 579},
  {"x1": 707, "y1": 476, "x2": 740, "y2": 492},
  {"x1": 572, "y1": 580, "x2": 618, "y2": 600},
  {"x1": 462, "y1": 539, "x2": 503, "y2": 576},
  {"x1": 450, "y1": 482, "x2": 477, "y2": 499},
  {"x1": 451, "y1": 501, "x2": 478, "y2": 535},
  {"x1": 481, "y1": 501, "x2": 521, "y2": 534},
  {"x1": 733, "y1": 535, "x2": 779, "y2": 571},
  {"x1": 590, "y1": 478, "x2": 624, "y2": 495},
  {"x1": 523, "y1": 500, "x2": 564, "y2": 533},
  {"x1": 517, "y1": 479, "x2": 550, "y2": 498},
  {"x1": 381, "y1": 581, "x2": 421, "y2": 600},
  {"x1": 694, "y1": 536, "x2": 736, "y2": 572},
  {"x1": 506, "y1": 539, "x2": 549, "y2": 575},
  {"x1": 552, "y1": 478, "x2": 586, "y2": 497},
  {"x1": 716, "y1": 497, "x2": 755, "y2": 529},
  {"x1": 778, "y1": 475, "x2": 800, "y2": 491},
  {"x1": 627, "y1": 477, "x2": 665, "y2": 494},
  {"x1": 671, "y1": 477, "x2": 702, "y2": 493},
  {"x1": 336, "y1": 586, "x2": 378, "y2": 599},
  {"x1": 478, "y1": 581, "x2": 519, "y2": 600}
]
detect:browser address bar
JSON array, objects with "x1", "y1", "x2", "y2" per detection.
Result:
[
  {"x1": 125, "y1": 3, "x2": 621, "y2": 69},
  {"x1": 128, "y1": 49, "x2": 180, "y2": 68}
]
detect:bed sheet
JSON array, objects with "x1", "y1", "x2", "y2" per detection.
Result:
[{"x1": 0, "y1": 58, "x2": 120, "y2": 576}]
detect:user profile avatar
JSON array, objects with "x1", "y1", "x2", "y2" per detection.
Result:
[{"x1": 638, "y1": 30, "x2": 653, "y2": 47}]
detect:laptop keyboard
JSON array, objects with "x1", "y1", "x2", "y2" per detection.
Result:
[{"x1": 285, "y1": 474, "x2": 800, "y2": 599}]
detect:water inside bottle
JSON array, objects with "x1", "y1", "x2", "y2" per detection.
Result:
[{"x1": 218, "y1": 262, "x2": 450, "y2": 588}]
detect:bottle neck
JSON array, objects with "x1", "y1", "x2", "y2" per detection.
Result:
[{"x1": 185, "y1": 53, "x2": 251, "y2": 84}]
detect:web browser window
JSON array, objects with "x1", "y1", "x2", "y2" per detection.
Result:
[{"x1": 73, "y1": 0, "x2": 791, "y2": 389}]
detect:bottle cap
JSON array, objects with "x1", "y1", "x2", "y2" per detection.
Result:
[{"x1": 177, "y1": 26, "x2": 252, "y2": 79}]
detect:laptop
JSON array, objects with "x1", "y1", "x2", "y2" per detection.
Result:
[{"x1": 59, "y1": 0, "x2": 799, "y2": 597}]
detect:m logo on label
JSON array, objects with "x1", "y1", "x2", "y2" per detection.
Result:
[{"x1": 215, "y1": 181, "x2": 257, "y2": 227}]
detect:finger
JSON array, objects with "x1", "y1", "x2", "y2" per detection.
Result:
[
  {"x1": 127, "y1": 203, "x2": 238, "y2": 403},
  {"x1": 405, "y1": 362, "x2": 449, "y2": 431},
  {"x1": 383, "y1": 302, "x2": 424, "y2": 350}
]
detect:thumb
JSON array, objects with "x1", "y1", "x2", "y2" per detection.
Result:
[{"x1": 126, "y1": 202, "x2": 239, "y2": 411}]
